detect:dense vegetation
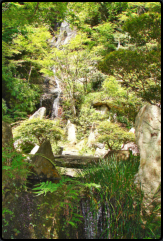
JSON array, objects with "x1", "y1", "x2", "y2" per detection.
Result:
[{"x1": 2, "y1": 2, "x2": 161, "y2": 239}]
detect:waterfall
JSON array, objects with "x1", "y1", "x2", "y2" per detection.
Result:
[
  {"x1": 81, "y1": 198, "x2": 111, "y2": 239},
  {"x1": 50, "y1": 21, "x2": 76, "y2": 119},
  {"x1": 51, "y1": 67, "x2": 61, "y2": 119}
]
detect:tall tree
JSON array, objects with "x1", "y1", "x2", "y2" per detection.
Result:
[{"x1": 98, "y1": 2, "x2": 161, "y2": 105}]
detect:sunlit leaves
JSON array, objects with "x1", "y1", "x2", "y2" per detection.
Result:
[
  {"x1": 13, "y1": 118, "x2": 64, "y2": 146},
  {"x1": 97, "y1": 121, "x2": 135, "y2": 150}
]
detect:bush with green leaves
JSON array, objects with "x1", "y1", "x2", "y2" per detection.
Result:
[
  {"x1": 2, "y1": 98, "x2": 13, "y2": 123},
  {"x1": 76, "y1": 105, "x2": 108, "y2": 140},
  {"x1": 13, "y1": 118, "x2": 64, "y2": 147},
  {"x1": 2, "y1": 144, "x2": 32, "y2": 193},
  {"x1": 97, "y1": 120, "x2": 135, "y2": 150}
]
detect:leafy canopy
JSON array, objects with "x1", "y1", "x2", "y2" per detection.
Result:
[{"x1": 13, "y1": 118, "x2": 64, "y2": 146}]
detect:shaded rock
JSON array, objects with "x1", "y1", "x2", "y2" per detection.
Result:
[
  {"x1": 92, "y1": 101, "x2": 110, "y2": 109},
  {"x1": 104, "y1": 150, "x2": 131, "y2": 161},
  {"x1": 95, "y1": 105, "x2": 109, "y2": 115},
  {"x1": 134, "y1": 104, "x2": 161, "y2": 221},
  {"x1": 30, "y1": 140, "x2": 61, "y2": 179},
  {"x1": 121, "y1": 142, "x2": 139, "y2": 156},
  {"x1": 53, "y1": 155, "x2": 100, "y2": 168},
  {"x1": 14, "y1": 140, "x2": 36, "y2": 153},
  {"x1": 2, "y1": 121, "x2": 14, "y2": 148},
  {"x1": 58, "y1": 167, "x2": 83, "y2": 177},
  {"x1": 29, "y1": 107, "x2": 46, "y2": 120}
]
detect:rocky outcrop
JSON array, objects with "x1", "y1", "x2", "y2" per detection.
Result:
[
  {"x1": 30, "y1": 140, "x2": 61, "y2": 179},
  {"x1": 87, "y1": 123, "x2": 98, "y2": 147},
  {"x1": 66, "y1": 120, "x2": 76, "y2": 144},
  {"x1": 53, "y1": 155, "x2": 100, "y2": 168},
  {"x1": 121, "y1": 142, "x2": 139, "y2": 156},
  {"x1": 104, "y1": 150, "x2": 131, "y2": 161},
  {"x1": 29, "y1": 107, "x2": 46, "y2": 120},
  {"x1": 94, "y1": 147, "x2": 108, "y2": 157},
  {"x1": 54, "y1": 20, "x2": 77, "y2": 48},
  {"x1": 134, "y1": 104, "x2": 161, "y2": 221}
]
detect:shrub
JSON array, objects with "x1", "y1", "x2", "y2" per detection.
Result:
[
  {"x1": 97, "y1": 120, "x2": 135, "y2": 150},
  {"x1": 13, "y1": 118, "x2": 64, "y2": 146}
]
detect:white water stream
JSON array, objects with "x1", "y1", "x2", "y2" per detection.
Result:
[
  {"x1": 51, "y1": 21, "x2": 76, "y2": 119},
  {"x1": 51, "y1": 67, "x2": 61, "y2": 119}
]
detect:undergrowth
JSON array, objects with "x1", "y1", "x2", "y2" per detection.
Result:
[{"x1": 31, "y1": 153, "x2": 161, "y2": 239}]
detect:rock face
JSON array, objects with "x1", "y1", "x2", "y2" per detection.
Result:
[
  {"x1": 104, "y1": 150, "x2": 131, "y2": 161},
  {"x1": 134, "y1": 104, "x2": 161, "y2": 220},
  {"x1": 53, "y1": 155, "x2": 100, "y2": 168},
  {"x1": 2, "y1": 121, "x2": 14, "y2": 148},
  {"x1": 87, "y1": 123, "x2": 98, "y2": 147},
  {"x1": 66, "y1": 120, "x2": 76, "y2": 144},
  {"x1": 30, "y1": 140, "x2": 61, "y2": 179},
  {"x1": 54, "y1": 20, "x2": 77, "y2": 48},
  {"x1": 94, "y1": 147, "x2": 108, "y2": 157},
  {"x1": 121, "y1": 142, "x2": 139, "y2": 156},
  {"x1": 29, "y1": 107, "x2": 46, "y2": 120}
]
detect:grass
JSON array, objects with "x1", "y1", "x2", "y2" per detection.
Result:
[
  {"x1": 30, "y1": 152, "x2": 161, "y2": 239},
  {"x1": 75, "y1": 153, "x2": 161, "y2": 239}
]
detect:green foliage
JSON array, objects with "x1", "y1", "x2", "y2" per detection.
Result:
[
  {"x1": 101, "y1": 76, "x2": 144, "y2": 123},
  {"x1": 76, "y1": 106, "x2": 106, "y2": 139},
  {"x1": 2, "y1": 98, "x2": 8, "y2": 116},
  {"x1": 98, "y1": 3, "x2": 161, "y2": 105},
  {"x1": 102, "y1": 76, "x2": 126, "y2": 97},
  {"x1": 2, "y1": 145, "x2": 32, "y2": 191},
  {"x1": 90, "y1": 71, "x2": 107, "y2": 91},
  {"x1": 97, "y1": 121, "x2": 135, "y2": 150},
  {"x1": 32, "y1": 176, "x2": 97, "y2": 232},
  {"x1": 13, "y1": 118, "x2": 64, "y2": 146},
  {"x1": 2, "y1": 64, "x2": 42, "y2": 118}
]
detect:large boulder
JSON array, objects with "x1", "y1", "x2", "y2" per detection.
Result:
[
  {"x1": 104, "y1": 150, "x2": 131, "y2": 161},
  {"x1": 134, "y1": 104, "x2": 161, "y2": 221},
  {"x1": 121, "y1": 142, "x2": 139, "y2": 156},
  {"x1": 29, "y1": 107, "x2": 46, "y2": 120},
  {"x1": 87, "y1": 123, "x2": 98, "y2": 147},
  {"x1": 30, "y1": 140, "x2": 61, "y2": 179},
  {"x1": 94, "y1": 147, "x2": 108, "y2": 157},
  {"x1": 66, "y1": 120, "x2": 76, "y2": 144}
]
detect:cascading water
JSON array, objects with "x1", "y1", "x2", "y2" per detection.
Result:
[
  {"x1": 51, "y1": 67, "x2": 61, "y2": 119},
  {"x1": 50, "y1": 21, "x2": 76, "y2": 119},
  {"x1": 81, "y1": 198, "x2": 111, "y2": 239}
]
